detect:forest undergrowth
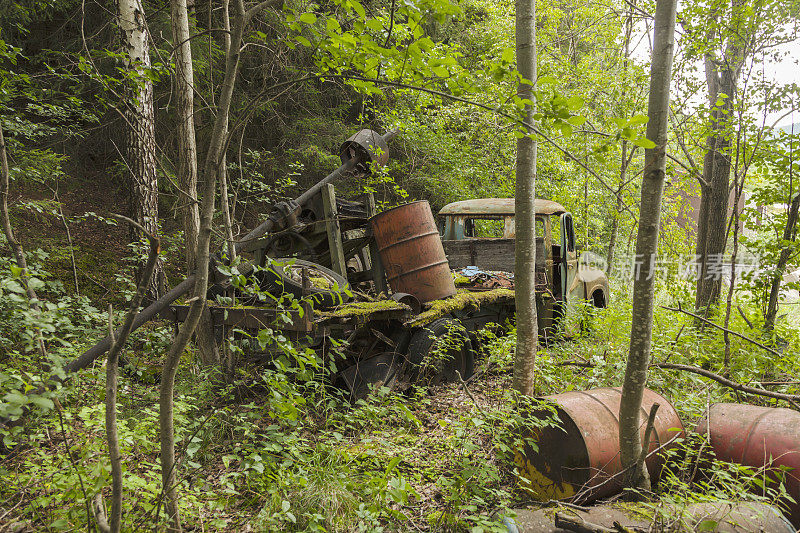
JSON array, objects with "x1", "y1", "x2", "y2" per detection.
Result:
[{"x1": 1, "y1": 250, "x2": 798, "y2": 532}]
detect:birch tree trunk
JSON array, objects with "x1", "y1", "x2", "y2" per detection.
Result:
[
  {"x1": 118, "y1": 0, "x2": 165, "y2": 298},
  {"x1": 618, "y1": 0, "x2": 677, "y2": 491},
  {"x1": 512, "y1": 0, "x2": 538, "y2": 396}
]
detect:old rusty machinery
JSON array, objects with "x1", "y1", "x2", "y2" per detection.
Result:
[{"x1": 199, "y1": 131, "x2": 501, "y2": 395}]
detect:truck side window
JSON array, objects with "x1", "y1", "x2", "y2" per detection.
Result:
[
  {"x1": 464, "y1": 218, "x2": 475, "y2": 237},
  {"x1": 563, "y1": 213, "x2": 575, "y2": 252}
]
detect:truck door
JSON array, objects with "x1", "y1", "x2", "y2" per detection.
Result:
[{"x1": 559, "y1": 213, "x2": 581, "y2": 306}]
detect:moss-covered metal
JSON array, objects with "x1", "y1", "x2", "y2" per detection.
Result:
[
  {"x1": 315, "y1": 299, "x2": 411, "y2": 322},
  {"x1": 404, "y1": 288, "x2": 515, "y2": 328}
]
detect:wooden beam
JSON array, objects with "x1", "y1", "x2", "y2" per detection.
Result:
[
  {"x1": 364, "y1": 193, "x2": 388, "y2": 294},
  {"x1": 321, "y1": 183, "x2": 347, "y2": 277}
]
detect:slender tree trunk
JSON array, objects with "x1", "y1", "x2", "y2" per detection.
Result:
[
  {"x1": 0, "y1": 124, "x2": 47, "y2": 360},
  {"x1": 159, "y1": 1, "x2": 280, "y2": 527},
  {"x1": 217, "y1": 2, "x2": 237, "y2": 376},
  {"x1": 765, "y1": 176, "x2": 800, "y2": 332},
  {"x1": 607, "y1": 145, "x2": 629, "y2": 274},
  {"x1": 619, "y1": 0, "x2": 677, "y2": 491},
  {"x1": 105, "y1": 228, "x2": 160, "y2": 533},
  {"x1": 118, "y1": 0, "x2": 165, "y2": 299},
  {"x1": 512, "y1": 0, "x2": 538, "y2": 396},
  {"x1": 171, "y1": 0, "x2": 219, "y2": 366},
  {"x1": 171, "y1": 0, "x2": 200, "y2": 271},
  {"x1": 722, "y1": 169, "x2": 744, "y2": 372},
  {"x1": 694, "y1": 3, "x2": 747, "y2": 320},
  {"x1": 606, "y1": 2, "x2": 634, "y2": 275}
]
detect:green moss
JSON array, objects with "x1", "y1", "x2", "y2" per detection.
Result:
[
  {"x1": 315, "y1": 299, "x2": 411, "y2": 320},
  {"x1": 309, "y1": 276, "x2": 332, "y2": 289},
  {"x1": 453, "y1": 274, "x2": 470, "y2": 286},
  {"x1": 405, "y1": 288, "x2": 515, "y2": 328}
]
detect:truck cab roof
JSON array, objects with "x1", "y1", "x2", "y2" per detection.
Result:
[{"x1": 437, "y1": 198, "x2": 566, "y2": 217}]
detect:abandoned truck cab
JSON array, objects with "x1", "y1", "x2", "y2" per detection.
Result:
[{"x1": 437, "y1": 198, "x2": 609, "y2": 334}]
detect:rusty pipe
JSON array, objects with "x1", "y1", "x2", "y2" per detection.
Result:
[{"x1": 66, "y1": 130, "x2": 396, "y2": 374}]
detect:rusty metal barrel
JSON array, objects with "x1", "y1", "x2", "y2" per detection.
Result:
[
  {"x1": 369, "y1": 200, "x2": 456, "y2": 303},
  {"x1": 696, "y1": 403, "x2": 800, "y2": 527},
  {"x1": 514, "y1": 387, "x2": 685, "y2": 504}
]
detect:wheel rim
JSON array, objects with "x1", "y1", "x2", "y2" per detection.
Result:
[{"x1": 282, "y1": 264, "x2": 341, "y2": 290}]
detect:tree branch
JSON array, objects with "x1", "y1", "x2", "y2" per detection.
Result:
[{"x1": 661, "y1": 303, "x2": 782, "y2": 358}]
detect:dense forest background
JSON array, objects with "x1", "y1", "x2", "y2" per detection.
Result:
[{"x1": 1, "y1": 0, "x2": 800, "y2": 530}]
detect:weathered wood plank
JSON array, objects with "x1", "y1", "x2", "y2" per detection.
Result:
[
  {"x1": 365, "y1": 193, "x2": 389, "y2": 294},
  {"x1": 322, "y1": 183, "x2": 347, "y2": 277},
  {"x1": 442, "y1": 239, "x2": 516, "y2": 272}
]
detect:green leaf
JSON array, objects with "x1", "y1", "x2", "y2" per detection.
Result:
[
  {"x1": 610, "y1": 117, "x2": 626, "y2": 129},
  {"x1": 567, "y1": 115, "x2": 587, "y2": 126},
  {"x1": 633, "y1": 137, "x2": 656, "y2": 149},
  {"x1": 30, "y1": 396, "x2": 54, "y2": 410},
  {"x1": 501, "y1": 47, "x2": 514, "y2": 63},
  {"x1": 629, "y1": 114, "x2": 649, "y2": 126},
  {"x1": 295, "y1": 35, "x2": 312, "y2": 47},
  {"x1": 298, "y1": 12, "x2": 317, "y2": 24},
  {"x1": 350, "y1": 0, "x2": 366, "y2": 19},
  {"x1": 697, "y1": 520, "x2": 718, "y2": 531},
  {"x1": 326, "y1": 18, "x2": 341, "y2": 33},
  {"x1": 5, "y1": 281, "x2": 24, "y2": 294},
  {"x1": 565, "y1": 96, "x2": 583, "y2": 111},
  {"x1": 431, "y1": 65, "x2": 449, "y2": 78}
]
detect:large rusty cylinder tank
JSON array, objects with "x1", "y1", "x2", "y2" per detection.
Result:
[
  {"x1": 369, "y1": 200, "x2": 457, "y2": 304},
  {"x1": 696, "y1": 403, "x2": 800, "y2": 527},
  {"x1": 339, "y1": 129, "x2": 389, "y2": 172},
  {"x1": 514, "y1": 387, "x2": 685, "y2": 504}
]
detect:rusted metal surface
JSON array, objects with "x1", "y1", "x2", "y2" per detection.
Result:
[
  {"x1": 515, "y1": 387, "x2": 685, "y2": 504},
  {"x1": 339, "y1": 129, "x2": 390, "y2": 171},
  {"x1": 696, "y1": 403, "x2": 800, "y2": 527},
  {"x1": 369, "y1": 200, "x2": 457, "y2": 303},
  {"x1": 438, "y1": 198, "x2": 566, "y2": 217},
  {"x1": 390, "y1": 292, "x2": 422, "y2": 314},
  {"x1": 505, "y1": 501, "x2": 794, "y2": 532}
]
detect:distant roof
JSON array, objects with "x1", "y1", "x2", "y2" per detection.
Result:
[{"x1": 438, "y1": 198, "x2": 566, "y2": 216}]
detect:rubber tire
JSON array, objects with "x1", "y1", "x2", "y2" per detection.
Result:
[
  {"x1": 406, "y1": 317, "x2": 474, "y2": 384},
  {"x1": 256, "y1": 258, "x2": 351, "y2": 309}
]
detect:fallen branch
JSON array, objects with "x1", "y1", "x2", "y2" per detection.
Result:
[
  {"x1": 455, "y1": 370, "x2": 487, "y2": 417},
  {"x1": 653, "y1": 362, "x2": 800, "y2": 406},
  {"x1": 661, "y1": 304, "x2": 781, "y2": 358},
  {"x1": 556, "y1": 359, "x2": 800, "y2": 405}
]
